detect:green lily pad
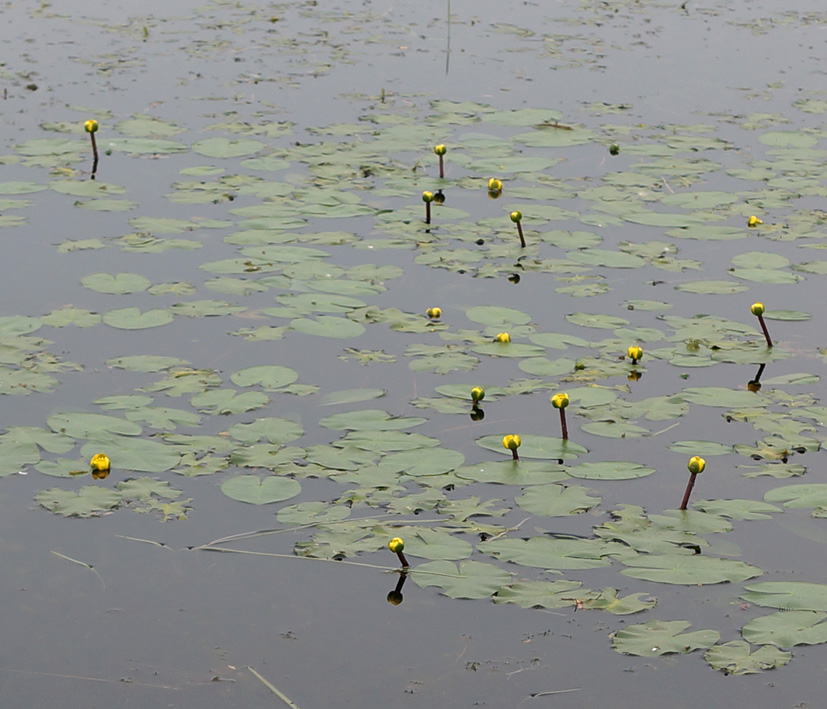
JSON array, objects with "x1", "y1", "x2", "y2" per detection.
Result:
[
  {"x1": 668, "y1": 440, "x2": 734, "y2": 456},
  {"x1": 227, "y1": 418, "x2": 303, "y2": 444},
  {"x1": 465, "y1": 305, "x2": 532, "y2": 326},
  {"x1": 290, "y1": 316, "x2": 365, "y2": 338},
  {"x1": 80, "y1": 437, "x2": 181, "y2": 473},
  {"x1": 319, "y1": 409, "x2": 426, "y2": 431},
  {"x1": 412, "y1": 560, "x2": 512, "y2": 599},
  {"x1": 612, "y1": 620, "x2": 720, "y2": 657},
  {"x1": 620, "y1": 554, "x2": 762, "y2": 585},
  {"x1": 479, "y1": 537, "x2": 616, "y2": 571},
  {"x1": 515, "y1": 484, "x2": 601, "y2": 516},
  {"x1": 679, "y1": 387, "x2": 769, "y2": 408},
  {"x1": 741, "y1": 582, "x2": 827, "y2": 611},
  {"x1": 48, "y1": 412, "x2": 142, "y2": 439},
  {"x1": 82, "y1": 272, "x2": 151, "y2": 294},
  {"x1": 764, "y1": 483, "x2": 827, "y2": 511},
  {"x1": 692, "y1": 499, "x2": 781, "y2": 520},
  {"x1": 192, "y1": 137, "x2": 265, "y2": 158},
  {"x1": 566, "y1": 312, "x2": 630, "y2": 329},
  {"x1": 35, "y1": 486, "x2": 122, "y2": 518},
  {"x1": 493, "y1": 580, "x2": 583, "y2": 609},
  {"x1": 565, "y1": 461, "x2": 655, "y2": 480},
  {"x1": 454, "y1": 460, "x2": 569, "y2": 485},
  {"x1": 230, "y1": 365, "x2": 298, "y2": 390},
  {"x1": 402, "y1": 528, "x2": 474, "y2": 561},
  {"x1": 704, "y1": 641, "x2": 791, "y2": 675},
  {"x1": 102, "y1": 307, "x2": 174, "y2": 330},
  {"x1": 220, "y1": 475, "x2": 301, "y2": 505},
  {"x1": 742, "y1": 611, "x2": 827, "y2": 649},
  {"x1": 276, "y1": 501, "x2": 350, "y2": 525},
  {"x1": 476, "y1": 434, "x2": 588, "y2": 460}
]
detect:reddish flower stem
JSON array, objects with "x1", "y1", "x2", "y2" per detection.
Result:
[
  {"x1": 424, "y1": 201, "x2": 431, "y2": 225},
  {"x1": 679, "y1": 472, "x2": 697, "y2": 510},
  {"x1": 757, "y1": 314, "x2": 772, "y2": 347},
  {"x1": 559, "y1": 409, "x2": 568, "y2": 440},
  {"x1": 396, "y1": 550, "x2": 409, "y2": 568},
  {"x1": 438, "y1": 154, "x2": 444, "y2": 179},
  {"x1": 516, "y1": 221, "x2": 526, "y2": 248},
  {"x1": 90, "y1": 133, "x2": 99, "y2": 179},
  {"x1": 511, "y1": 448, "x2": 519, "y2": 461}
]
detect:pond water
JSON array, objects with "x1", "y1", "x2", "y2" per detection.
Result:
[{"x1": 2, "y1": 0, "x2": 827, "y2": 706}]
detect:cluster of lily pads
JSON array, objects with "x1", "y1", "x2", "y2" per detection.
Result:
[{"x1": 2, "y1": 89, "x2": 826, "y2": 680}]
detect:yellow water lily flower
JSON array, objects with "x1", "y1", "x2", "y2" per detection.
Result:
[
  {"x1": 687, "y1": 456, "x2": 706, "y2": 474},
  {"x1": 84, "y1": 119, "x2": 99, "y2": 133},
  {"x1": 434, "y1": 144, "x2": 446, "y2": 156},
  {"x1": 471, "y1": 386, "x2": 485, "y2": 403},
  {"x1": 90, "y1": 453, "x2": 110, "y2": 471},
  {"x1": 627, "y1": 345, "x2": 643, "y2": 363},
  {"x1": 488, "y1": 178, "x2": 503, "y2": 191},
  {"x1": 551, "y1": 392, "x2": 570, "y2": 409},
  {"x1": 426, "y1": 307, "x2": 442, "y2": 319},
  {"x1": 747, "y1": 215, "x2": 763, "y2": 227},
  {"x1": 422, "y1": 191, "x2": 434, "y2": 203},
  {"x1": 502, "y1": 434, "x2": 521, "y2": 450},
  {"x1": 388, "y1": 537, "x2": 405, "y2": 553},
  {"x1": 509, "y1": 211, "x2": 522, "y2": 223},
  {"x1": 750, "y1": 302, "x2": 765, "y2": 316},
  {"x1": 494, "y1": 332, "x2": 510, "y2": 343}
]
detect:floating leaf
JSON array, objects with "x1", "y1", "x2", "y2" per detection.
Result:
[
  {"x1": 412, "y1": 560, "x2": 511, "y2": 599},
  {"x1": 479, "y1": 537, "x2": 616, "y2": 570},
  {"x1": 515, "y1": 484, "x2": 601, "y2": 516},
  {"x1": 35, "y1": 486, "x2": 122, "y2": 518},
  {"x1": 741, "y1": 582, "x2": 827, "y2": 611},
  {"x1": 82, "y1": 272, "x2": 151, "y2": 294},
  {"x1": 220, "y1": 475, "x2": 301, "y2": 505},
  {"x1": 612, "y1": 620, "x2": 719, "y2": 657},
  {"x1": 742, "y1": 611, "x2": 827, "y2": 649},
  {"x1": 692, "y1": 499, "x2": 781, "y2": 520},
  {"x1": 276, "y1": 501, "x2": 350, "y2": 525},
  {"x1": 102, "y1": 307, "x2": 174, "y2": 330},
  {"x1": 230, "y1": 365, "x2": 298, "y2": 390},
  {"x1": 704, "y1": 641, "x2": 791, "y2": 675},
  {"x1": 620, "y1": 554, "x2": 762, "y2": 585},
  {"x1": 565, "y1": 461, "x2": 655, "y2": 480},
  {"x1": 494, "y1": 580, "x2": 583, "y2": 609},
  {"x1": 476, "y1": 434, "x2": 588, "y2": 460},
  {"x1": 319, "y1": 409, "x2": 426, "y2": 431}
]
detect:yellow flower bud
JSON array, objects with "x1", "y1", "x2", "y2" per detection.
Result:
[
  {"x1": 551, "y1": 392, "x2": 570, "y2": 409},
  {"x1": 510, "y1": 211, "x2": 522, "y2": 223},
  {"x1": 426, "y1": 307, "x2": 442, "y2": 319},
  {"x1": 502, "y1": 434, "x2": 521, "y2": 451},
  {"x1": 471, "y1": 386, "x2": 485, "y2": 403},
  {"x1": 488, "y1": 178, "x2": 503, "y2": 191},
  {"x1": 750, "y1": 302, "x2": 765, "y2": 317},
  {"x1": 747, "y1": 215, "x2": 763, "y2": 227},
  {"x1": 627, "y1": 345, "x2": 643, "y2": 362},
  {"x1": 90, "y1": 453, "x2": 110, "y2": 471},
  {"x1": 422, "y1": 191, "x2": 434, "y2": 203},
  {"x1": 84, "y1": 119, "x2": 99, "y2": 133},
  {"x1": 434, "y1": 144, "x2": 447, "y2": 156},
  {"x1": 494, "y1": 332, "x2": 510, "y2": 343},
  {"x1": 388, "y1": 537, "x2": 405, "y2": 553},
  {"x1": 687, "y1": 456, "x2": 706, "y2": 474}
]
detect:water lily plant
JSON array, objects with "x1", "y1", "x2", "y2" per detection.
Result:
[
  {"x1": 503, "y1": 434, "x2": 521, "y2": 460},
  {"x1": 679, "y1": 456, "x2": 706, "y2": 510},
  {"x1": 388, "y1": 537, "x2": 409, "y2": 568},
  {"x1": 510, "y1": 210, "x2": 526, "y2": 248},
  {"x1": 751, "y1": 302, "x2": 772, "y2": 347},
  {"x1": 627, "y1": 345, "x2": 643, "y2": 365},
  {"x1": 551, "y1": 392, "x2": 570, "y2": 440},
  {"x1": 426, "y1": 307, "x2": 442, "y2": 320},
  {"x1": 494, "y1": 332, "x2": 510, "y2": 343},
  {"x1": 434, "y1": 144, "x2": 446, "y2": 178},
  {"x1": 470, "y1": 386, "x2": 485, "y2": 404},
  {"x1": 422, "y1": 190, "x2": 434, "y2": 225},
  {"x1": 84, "y1": 119, "x2": 99, "y2": 178}
]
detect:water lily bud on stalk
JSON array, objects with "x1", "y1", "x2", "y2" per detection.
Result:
[
  {"x1": 627, "y1": 345, "x2": 643, "y2": 365},
  {"x1": 679, "y1": 456, "x2": 706, "y2": 510},
  {"x1": 510, "y1": 211, "x2": 526, "y2": 248},
  {"x1": 551, "y1": 392, "x2": 570, "y2": 440},
  {"x1": 434, "y1": 144, "x2": 446, "y2": 178},
  {"x1": 609, "y1": 143, "x2": 620, "y2": 156},
  {"x1": 503, "y1": 434, "x2": 521, "y2": 460},
  {"x1": 84, "y1": 119, "x2": 99, "y2": 178},
  {"x1": 470, "y1": 386, "x2": 485, "y2": 404},
  {"x1": 422, "y1": 190, "x2": 434, "y2": 225},
  {"x1": 747, "y1": 215, "x2": 763, "y2": 228},
  {"x1": 388, "y1": 537, "x2": 409, "y2": 568},
  {"x1": 751, "y1": 302, "x2": 773, "y2": 348},
  {"x1": 426, "y1": 307, "x2": 442, "y2": 320},
  {"x1": 494, "y1": 332, "x2": 510, "y2": 343},
  {"x1": 487, "y1": 177, "x2": 503, "y2": 199}
]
